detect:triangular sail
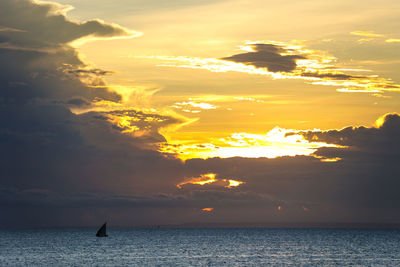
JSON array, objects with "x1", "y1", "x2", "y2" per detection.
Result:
[{"x1": 96, "y1": 222, "x2": 108, "y2": 237}]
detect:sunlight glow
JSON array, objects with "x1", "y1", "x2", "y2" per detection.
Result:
[
  {"x1": 319, "y1": 157, "x2": 342, "y2": 162},
  {"x1": 160, "y1": 127, "x2": 340, "y2": 161},
  {"x1": 386, "y1": 39, "x2": 400, "y2": 43},
  {"x1": 177, "y1": 173, "x2": 244, "y2": 189},
  {"x1": 227, "y1": 179, "x2": 243, "y2": 188},
  {"x1": 350, "y1": 31, "x2": 384, "y2": 38},
  {"x1": 171, "y1": 101, "x2": 217, "y2": 113},
  {"x1": 177, "y1": 173, "x2": 217, "y2": 188},
  {"x1": 201, "y1": 208, "x2": 214, "y2": 212},
  {"x1": 373, "y1": 113, "x2": 400, "y2": 128},
  {"x1": 107, "y1": 114, "x2": 140, "y2": 133}
]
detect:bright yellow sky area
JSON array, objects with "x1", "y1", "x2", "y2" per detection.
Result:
[{"x1": 59, "y1": 0, "x2": 400, "y2": 160}]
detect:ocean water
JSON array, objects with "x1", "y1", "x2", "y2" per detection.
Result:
[{"x1": 1, "y1": 228, "x2": 400, "y2": 266}]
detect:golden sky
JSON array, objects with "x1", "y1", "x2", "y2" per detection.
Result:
[{"x1": 57, "y1": 0, "x2": 400, "y2": 160}]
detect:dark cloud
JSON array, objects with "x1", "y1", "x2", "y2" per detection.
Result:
[
  {"x1": 0, "y1": 0, "x2": 186, "y2": 228},
  {"x1": 0, "y1": 36, "x2": 121, "y2": 103},
  {"x1": 301, "y1": 72, "x2": 358, "y2": 80},
  {"x1": 0, "y1": 0, "x2": 135, "y2": 49},
  {"x1": 82, "y1": 109, "x2": 182, "y2": 144},
  {"x1": 0, "y1": 0, "x2": 135, "y2": 103},
  {"x1": 177, "y1": 114, "x2": 400, "y2": 223},
  {"x1": 2, "y1": 109, "x2": 400, "y2": 226},
  {"x1": 222, "y1": 43, "x2": 306, "y2": 72},
  {"x1": 299, "y1": 113, "x2": 400, "y2": 154},
  {"x1": 65, "y1": 68, "x2": 114, "y2": 77},
  {"x1": 66, "y1": 97, "x2": 91, "y2": 107}
]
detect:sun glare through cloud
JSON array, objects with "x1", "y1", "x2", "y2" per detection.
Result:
[
  {"x1": 160, "y1": 127, "x2": 342, "y2": 161},
  {"x1": 177, "y1": 173, "x2": 244, "y2": 189}
]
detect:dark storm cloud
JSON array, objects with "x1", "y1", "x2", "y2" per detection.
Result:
[
  {"x1": 66, "y1": 97, "x2": 91, "y2": 107},
  {"x1": 299, "y1": 113, "x2": 400, "y2": 154},
  {"x1": 0, "y1": 0, "x2": 136, "y2": 104},
  {"x1": 0, "y1": 99, "x2": 185, "y2": 197},
  {"x1": 222, "y1": 43, "x2": 306, "y2": 72},
  {"x1": 0, "y1": 0, "x2": 136, "y2": 102},
  {"x1": 0, "y1": 47, "x2": 121, "y2": 102},
  {"x1": 0, "y1": 0, "x2": 186, "y2": 228}
]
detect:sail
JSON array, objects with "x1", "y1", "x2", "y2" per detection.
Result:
[{"x1": 96, "y1": 222, "x2": 108, "y2": 237}]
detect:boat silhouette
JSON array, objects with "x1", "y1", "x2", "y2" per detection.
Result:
[{"x1": 96, "y1": 222, "x2": 108, "y2": 237}]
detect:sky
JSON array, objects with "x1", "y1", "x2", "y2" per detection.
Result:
[{"x1": 0, "y1": 0, "x2": 400, "y2": 228}]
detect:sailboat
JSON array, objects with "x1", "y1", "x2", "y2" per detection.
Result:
[{"x1": 96, "y1": 222, "x2": 108, "y2": 237}]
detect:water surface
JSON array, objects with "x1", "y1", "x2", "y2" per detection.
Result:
[{"x1": 1, "y1": 228, "x2": 400, "y2": 266}]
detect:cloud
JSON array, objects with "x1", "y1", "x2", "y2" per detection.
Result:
[
  {"x1": 350, "y1": 30, "x2": 384, "y2": 38},
  {"x1": 103, "y1": 109, "x2": 182, "y2": 140},
  {"x1": 2, "y1": 108, "x2": 400, "y2": 226},
  {"x1": 174, "y1": 114, "x2": 400, "y2": 224},
  {"x1": 0, "y1": 0, "x2": 140, "y2": 49},
  {"x1": 171, "y1": 101, "x2": 217, "y2": 113},
  {"x1": 158, "y1": 127, "x2": 340, "y2": 161},
  {"x1": 0, "y1": 0, "x2": 140, "y2": 104},
  {"x1": 300, "y1": 72, "x2": 357, "y2": 80},
  {"x1": 222, "y1": 43, "x2": 306, "y2": 72},
  {"x1": 176, "y1": 173, "x2": 244, "y2": 189},
  {"x1": 0, "y1": 0, "x2": 187, "y2": 227},
  {"x1": 386, "y1": 39, "x2": 400, "y2": 43},
  {"x1": 150, "y1": 41, "x2": 400, "y2": 95},
  {"x1": 0, "y1": 26, "x2": 26, "y2": 32},
  {"x1": 298, "y1": 113, "x2": 400, "y2": 156},
  {"x1": 64, "y1": 67, "x2": 114, "y2": 77}
]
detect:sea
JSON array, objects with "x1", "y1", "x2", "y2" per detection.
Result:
[{"x1": 1, "y1": 228, "x2": 400, "y2": 266}]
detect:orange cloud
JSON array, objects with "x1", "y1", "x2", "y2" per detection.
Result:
[
  {"x1": 160, "y1": 127, "x2": 342, "y2": 161},
  {"x1": 177, "y1": 173, "x2": 244, "y2": 189},
  {"x1": 202, "y1": 208, "x2": 214, "y2": 212},
  {"x1": 177, "y1": 173, "x2": 217, "y2": 188}
]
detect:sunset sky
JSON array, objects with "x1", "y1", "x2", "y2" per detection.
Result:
[{"x1": 1, "y1": 0, "x2": 400, "y2": 227}]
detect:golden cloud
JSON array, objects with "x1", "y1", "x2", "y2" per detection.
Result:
[
  {"x1": 143, "y1": 41, "x2": 400, "y2": 95},
  {"x1": 159, "y1": 127, "x2": 343, "y2": 161},
  {"x1": 350, "y1": 30, "x2": 384, "y2": 38},
  {"x1": 177, "y1": 173, "x2": 244, "y2": 189}
]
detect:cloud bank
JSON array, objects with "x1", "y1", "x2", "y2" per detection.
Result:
[{"x1": 0, "y1": 0, "x2": 184, "y2": 227}]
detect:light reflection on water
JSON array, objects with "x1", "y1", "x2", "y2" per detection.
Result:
[{"x1": 1, "y1": 228, "x2": 400, "y2": 266}]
